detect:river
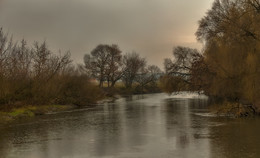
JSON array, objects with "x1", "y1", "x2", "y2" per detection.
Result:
[{"x1": 1, "y1": 93, "x2": 260, "y2": 158}]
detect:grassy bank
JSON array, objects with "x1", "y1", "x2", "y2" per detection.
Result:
[{"x1": 0, "y1": 105, "x2": 75, "y2": 123}]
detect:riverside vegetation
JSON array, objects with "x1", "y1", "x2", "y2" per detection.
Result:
[
  {"x1": 160, "y1": 0, "x2": 260, "y2": 117},
  {"x1": 0, "y1": 28, "x2": 105, "y2": 122},
  {"x1": 0, "y1": 29, "x2": 162, "y2": 122},
  {"x1": 1, "y1": 0, "x2": 260, "y2": 121}
]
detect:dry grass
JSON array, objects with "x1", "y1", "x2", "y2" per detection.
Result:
[{"x1": 210, "y1": 101, "x2": 257, "y2": 117}]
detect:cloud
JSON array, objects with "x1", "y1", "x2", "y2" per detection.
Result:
[{"x1": 0, "y1": 0, "x2": 213, "y2": 68}]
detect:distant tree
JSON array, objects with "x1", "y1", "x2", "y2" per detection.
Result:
[
  {"x1": 135, "y1": 65, "x2": 162, "y2": 92},
  {"x1": 163, "y1": 47, "x2": 200, "y2": 90},
  {"x1": 84, "y1": 44, "x2": 109, "y2": 87},
  {"x1": 84, "y1": 44, "x2": 122, "y2": 87},
  {"x1": 122, "y1": 52, "x2": 146, "y2": 88},
  {"x1": 105, "y1": 44, "x2": 123, "y2": 87},
  {"x1": 165, "y1": 46, "x2": 200, "y2": 77},
  {"x1": 159, "y1": 75, "x2": 188, "y2": 94},
  {"x1": 161, "y1": 46, "x2": 211, "y2": 94}
]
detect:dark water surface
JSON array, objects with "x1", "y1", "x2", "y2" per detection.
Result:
[{"x1": 1, "y1": 93, "x2": 260, "y2": 158}]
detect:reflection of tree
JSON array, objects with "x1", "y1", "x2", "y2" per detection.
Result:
[
  {"x1": 122, "y1": 100, "x2": 149, "y2": 147},
  {"x1": 0, "y1": 127, "x2": 13, "y2": 157},
  {"x1": 92, "y1": 103, "x2": 123, "y2": 157},
  {"x1": 210, "y1": 119, "x2": 260, "y2": 158},
  {"x1": 93, "y1": 98, "x2": 148, "y2": 157},
  {"x1": 0, "y1": 115, "x2": 70, "y2": 158},
  {"x1": 163, "y1": 99, "x2": 191, "y2": 149},
  {"x1": 178, "y1": 134, "x2": 189, "y2": 149},
  {"x1": 163, "y1": 97, "x2": 211, "y2": 157}
]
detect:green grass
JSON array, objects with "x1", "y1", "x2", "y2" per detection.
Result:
[
  {"x1": 0, "y1": 104, "x2": 75, "y2": 123},
  {"x1": 9, "y1": 108, "x2": 35, "y2": 117}
]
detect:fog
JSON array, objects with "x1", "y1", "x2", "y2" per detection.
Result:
[{"x1": 0, "y1": 0, "x2": 212, "y2": 67}]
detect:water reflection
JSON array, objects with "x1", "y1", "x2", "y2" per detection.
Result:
[
  {"x1": 210, "y1": 119, "x2": 260, "y2": 158},
  {"x1": 0, "y1": 93, "x2": 260, "y2": 158},
  {"x1": 162, "y1": 98, "x2": 211, "y2": 158}
]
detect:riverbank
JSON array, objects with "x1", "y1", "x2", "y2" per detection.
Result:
[
  {"x1": 0, "y1": 95, "x2": 123, "y2": 124},
  {"x1": 0, "y1": 104, "x2": 76, "y2": 123},
  {"x1": 2, "y1": 93, "x2": 260, "y2": 158},
  {"x1": 210, "y1": 102, "x2": 260, "y2": 117}
]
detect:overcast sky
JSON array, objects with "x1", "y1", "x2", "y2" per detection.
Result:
[{"x1": 0, "y1": 0, "x2": 213, "y2": 68}]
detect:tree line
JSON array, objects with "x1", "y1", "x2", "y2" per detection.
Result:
[
  {"x1": 161, "y1": 0, "x2": 260, "y2": 111},
  {"x1": 0, "y1": 28, "x2": 103, "y2": 107},
  {"x1": 2, "y1": 0, "x2": 260, "y2": 110},
  {"x1": 0, "y1": 28, "x2": 162, "y2": 108},
  {"x1": 84, "y1": 44, "x2": 162, "y2": 93}
]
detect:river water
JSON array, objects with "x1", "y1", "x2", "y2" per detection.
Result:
[{"x1": 1, "y1": 93, "x2": 260, "y2": 158}]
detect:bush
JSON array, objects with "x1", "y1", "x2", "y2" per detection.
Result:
[{"x1": 0, "y1": 28, "x2": 104, "y2": 108}]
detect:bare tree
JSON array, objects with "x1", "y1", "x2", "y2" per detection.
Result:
[
  {"x1": 162, "y1": 46, "x2": 206, "y2": 93},
  {"x1": 135, "y1": 65, "x2": 162, "y2": 92},
  {"x1": 84, "y1": 44, "x2": 110, "y2": 87},
  {"x1": 31, "y1": 41, "x2": 71, "y2": 81},
  {"x1": 105, "y1": 44, "x2": 123, "y2": 87},
  {"x1": 122, "y1": 52, "x2": 146, "y2": 88},
  {"x1": 0, "y1": 28, "x2": 12, "y2": 78},
  {"x1": 84, "y1": 44, "x2": 122, "y2": 87},
  {"x1": 0, "y1": 28, "x2": 101, "y2": 106},
  {"x1": 165, "y1": 46, "x2": 200, "y2": 79},
  {"x1": 196, "y1": 0, "x2": 260, "y2": 43},
  {"x1": 6, "y1": 39, "x2": 32, "y2": 79}
]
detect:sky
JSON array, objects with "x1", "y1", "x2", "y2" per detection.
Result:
[{"x1": 0, "y1": 0, "x2": 213, "y2": 68}]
